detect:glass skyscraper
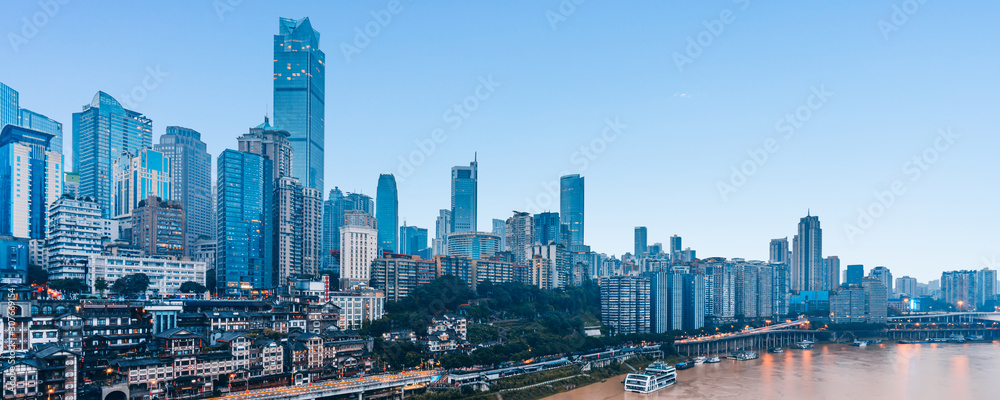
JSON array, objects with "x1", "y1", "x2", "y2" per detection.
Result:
[
  {"x1": 533, "y1": 212, "x2": 567, "y2": 246},
  {"x1": 634, "y1": 226, "x2": 648, "y2": 258},
  {"x1": 322, "y1": 187, "x2": 374, "y2": 270},
  {"x1": 0, "y1": 82, "x2": 17, "y2": 131},
  {"x1": 559, "y1": 174, "x2": 584, "y2": 247},
  {"x1": 154, "y1": 126, "x2": 213, "y2": 254},
  {"x1": 792, "y1": 212, "x2": 823, "y2": 292},
  {"x1": 273, "y1": 17, "x2": 325, "y2": 191},
  {"x1": 376, "y1": 174, "x2": 398, "y2": 253},
  {"x1": 73, "y1": 91, "x2": 153, "y2": 218},
  {"x1": 399, "y1": 224, "x2": 428, "y2": 256},
  {"x1": 19, "y1": 109, "x2": 63, "y2": 155},
  {"x1": 450, "y1": 158, "x2": 477, "y2": 233},
  {"x1": 0, "y1": 125, "x2": 63, "y2": 239},
  {"x1": 216, "y1": 149, "x2": 274, "y2": 294}
]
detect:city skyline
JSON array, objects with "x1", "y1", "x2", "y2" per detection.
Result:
[{"x1": 2, "y1": 2, "x2": 998, "y2": 281}]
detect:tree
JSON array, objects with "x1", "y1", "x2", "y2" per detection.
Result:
[
  {"x1": 48, "y1": 279, "x2": 88, "y2": 297},
  {"x1": 94, "y1": 277, "x2": 109, "y2": 298},
  {"x1": 111, "y1": 273, "x2": 151, "y2": 298},
  {"x1": 179, "y1": 281, "x2": 207, "y2": 294},
  {"x1": 27, "y1": 265, "x2": 48, "y2": 285}
]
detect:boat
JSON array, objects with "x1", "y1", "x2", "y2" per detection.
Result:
[
  {"x1": 705, "y1": 356, "x2": 721, "y2": 363},
  {"x1": 792, "y1": 340, "x2": 815, "y2": 349},
  {"x1": 675, "y1": 361, "x2": 694, "y2": 370},
  {"x1": 623, "y1": 362, "x2": 677, "y2": 394},
  {"x1": 694, "y1": 356, "x2": 707, "y2": 364},
  {"x1": 948, "y1": 334, "x2": 966, "y2": 343},
  {"x1": 930, "y1": 337, "x2": 949, "y2": 343},
  {"x1": 968, "y1": 335, "x2": 985, "y2": 341},
  {"x1": 870, "y1": 339, "x2": 883, "y2": 344},
  {"x1": 768, "y1": 347, "x2": 784, "y2": 353},
  {"x1": 897, "y1": 339, "x2": 929, "y2": 344},
  {"x1": 732, "y1": 350, "x2": 759, "y2": 361}
]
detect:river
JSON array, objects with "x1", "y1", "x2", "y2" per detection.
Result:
[{"x1": 544, "y1": 342, "x2": 1000, "y2": 400}]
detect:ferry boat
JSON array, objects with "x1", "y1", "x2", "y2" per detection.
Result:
[
  {"x1": 768, "y1": 347, "x2": 784, "y2": 353},
  {"x1": 624, "y1": 362, "x2": 677, "y2": 394},
  {"x1": 948, "y1": 334, "x2": 966, "y2": 343},
  {"x1": 694, "y1": 356, "x2": 708, "y2": 364},
  {"x1": 705, "y1": 356, "x2": 721, "y2": 363},
  {"x1": 732, "y1": 350, "x2": 759, "y2": 361},
  {"x1": 792, "y1": 340, "x2": 815, "y2": 349}
]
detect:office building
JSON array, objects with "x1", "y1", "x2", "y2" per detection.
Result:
[
  {"x1": 0, "y1": 125, "x2": 62, "y2": 239},
  {"x1": 376, "y1": 174, "x2": 398, "y2": 253},
  {"x1": 191, "y1": 237, "x2": 216, "y2": 272},
  {"x1": 600, "y1": 276, "x2": 650, "y2": 335},
  {"x1": 88, "y1": 255, "x2": 206, "y2": 296},
  {"x1": 533, "y1": 212, "x2": 567, "y2": 246},
  {"x1": 504, "y1": 211, "x2": 533, "y2": 266},
  {"x1": 399, "y1": 224, "x2": 428, "y2": 256},
  {"x1": 450, "y1": 159, "x2": 477, "y2": 233},
  {"x1": 669, "y1": 235, "x2": 682, "y2": 260},
  {"x1": 154, "y1": 126, "x2": 213, "y2": 253},
  {"x1": 769, "y1": 237, "x2": 789, "y2": 264},
  {"x1": 1, "y1": 82, "x2": 64, "y2": 154},
  {"x1": 216, "y1": 150, "x2": 274, "y2": 294},
  {"x1": 130, "y1": 196, "x2": 185, "y2": 257},
  {"x1": 339, "y1": 210, "x2": 378, "y2": 289},
  {"x1": 634, "y1": 226, "x2": 647, "y2": 259},
  {"x1": 322, "y1": 188, "x2": 373, "y2": 268},
  {"x1": 274, "y1": 17, "x2": 325, "y2": 190},
  {"x1": 73, "y1": 91, "x2": 152, "y2": 218},
  {"x1": 274, "y1": 177, "x2": 323, "y2": 285},
  {"x1": 492, "y1": 218, "x2": 506, "y2": 250},
  {"x1": 869, "y1": 266, "x2": 893, "y2": 296},
  {"x1": 445, "y1": 231, "x2": 501, "y2": 260},
  {"x1": 792, "y1": 212, "x2": 822, "y2": 291},
  {"x1": 559, "y1": 174, "x2": 584, "y2": 247},
  {"x1": 111, "y1": 148, "x2": 171, "y2": 220},
  {"x1": 0, "y1": 82, "x2": 17, "y2": 130},
  {"x1": 46, "y1": 196, "x2": 108, "y2": 280}
]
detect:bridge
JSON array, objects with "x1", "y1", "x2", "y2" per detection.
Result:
[
  {"x1": 887, "y1": 312, "x2": 1000, "y2": 341},
  {"x1": 672, "y1": 319, "x2": 819, "y2": 357},
  {"x1": 204, "y1": 370, "x2": 440, "y2": 400}
]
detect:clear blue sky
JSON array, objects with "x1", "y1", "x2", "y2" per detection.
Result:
[{"x1": 2, "y1": 1, "x2": 998, "y2": 282}]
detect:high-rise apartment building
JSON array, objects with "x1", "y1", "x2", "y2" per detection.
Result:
[
  {"x1": 869, "y1": 266, "x2": 893, "y2": 296},
  {"x1": 73, "y1": 92, "x2": 152, "y2": 218},
  {"x1": 504, "y1": 211, "x2": 533, "y2": 265},
  {"x1": 433, "y1": 209, "x2": 451, "y2": 256},
  {"x1": 376, "y1": 174, "x2": 398, "y2": 253},
  {"x1": 822, "y1": 255, "x2": 840, "y2": 290},
  {"x1": 46, "y1": 196, "x2": 108, "y2": 280},
  {"x1": 274, "y1": 17, "x2": 325, "y2": 191},
  {"x1": 895, "y1": 276, "x2": 918, "y2": 298},
  {"x1": 600, "y1": 276, "x2": 650, "y2": 335},
  {"x1": 111, "y1": 148, "x2": 171, "y2": 220},
  {"x1": 450, "y1": 159, "x2": 477, "y2": 233},
  {"x1": 559, "y1": 174, "x2": 584, "y2": 247},
  {"x1": 792, "y1": 213, "x2": 822, "y2": 291},
  {"x1": 445, "y1": 232, "x2": 501, "y2": 260},
  {"x1": 491, "y1": 218, "x2": 506, "y2": 250},
  {"x1": 0, "y1": 125, "x2": 62, "y2": 239},
  {"x1": 130, "y1": 196, "x2": 184, "y2": 258},
  {"x1": 154, "y1": 126, "x2": 213, "y2": 253},
  {"x1": 532, "y1": 242, "x2": 569, "y2": 289},
  {"x1": 533, "y1": 212, "x2": 567, "y2": 245},
  {"x1": 769, "y1": 237, "x2": 789, "y2": 264}
]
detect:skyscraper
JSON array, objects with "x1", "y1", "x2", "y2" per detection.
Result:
[
  {"x1": 46, "y1": 196, "x2": 108, "y2": 281},
  {"x1": 130, "y1": 196, "x2": 185, "y2": 257},
  {"x1": 823, "y1": 255, "x2": 841, "y2": 290},
  {"x1": 895, "y1": 276, "x2": 918, "y2": 298},
  {"x1": 600, "y1": 276, "x2": 650, "y2": 335},
  {"x1": 769, "y1": 238, "x2": 789, "y2": 264},
  {"x1": 559, "y1": 174, "x2": 584, "y2": 247},
  {"x1": 433, "y1": 209, "x2": 451, "y2": 256},
  {"x1": 111, "y1": 148, "x2": 171, "y2": 220},
  {"x1": 18, "y1": 109, "x2": 62, "y2": 155},
  {"x1": 0, "y1": 125, "x2": 62, "y2": 240},
  {"x1": 846, "y1": 264, "x2": 864, "y2": 286},
  {"x1": 446, "y1": 231, "x2": 502, "y2": 260},
  {"x1": 0, "y1": 82, "x2": 17, "y2": 130},
  {"x1": 155, "y1": 126, "x2": 213, "y2": 253},
  {"x1": 376, "y1": 174, "x2": 398, "y2": 253},
  {"x1": 504, "y1": 211, "x2": 533, "y2": 266},
  {"x1": 792, "y1": 212, "x2": 822, "y2": 291},
  {"x1": 216, "y1": 149, "x2": 274, "y2": 294},
  {"x1": 450, "y1": 159, "x2": 477, "y2": 233},
  {"x1": 634, "y1": 226, "x2": 647, "y2": 259},
  {"x1": 73, "y1": 92, "x2": 153, "y2": 218},
  {"x1": 669, "y1": 235, "x2": 682, "y2": 260},
  {"x1": 274, "y1": 17, "x2": 325, "y2": 191},
  {"x1": 399, "y1": 224, "x2": 428, "y2": 256},
  {"x1": 869, "y1": 266, "x2": 893, "y2": 296},
  {"x1": 492, "y1": 218, "x2": 506, "y2": 250},
  {"x1": 340, "y1": 210, "x2": 377, "y2": 289},
  {"x1": 533, "y1": 212, "x2": 566, "y2": 245}
]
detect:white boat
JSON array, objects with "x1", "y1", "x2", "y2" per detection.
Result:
[
  {"x1": 705, "y1": 356, "x2": 721, "y2": 363},
  {"x1": 858, "y1": 341, "x2": 868, "y2": 347},
  {"x1": 792, "y1": 340, "x2": 815, "y2": 349},
  {"x1": 624, "y1": 362, "x2": 677, "y2": 394},
  {"x1": 694, "y1": 356, "x2": 707, "y2": 364}
]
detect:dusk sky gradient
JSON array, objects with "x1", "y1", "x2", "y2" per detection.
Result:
[{"x1": 2, "y1": 0, "x2": 998, "y2": 282}]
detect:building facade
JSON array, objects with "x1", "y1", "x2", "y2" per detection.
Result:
[
  {"x1": 0, "y1": 125, "x2": 62, "y2": 240},
  {"x1": 376, "y1": 174, "x2": 398, "y2": 253},
  {"x1": 559, "y1": 174, "x2": 584, "y2": 247},
  {"x1": 216, "y1": 150, "x2": 274, "y2": 294},
  {"x1": 130, "y1": 196, "x2": 185, "y2": 257},
  {"x1": 792, "y1": 213, "x2": 822, "y2": 292},
  {"x1": 600, "y1": 276, "x2": 650, "y2": 335},
  {"x1": 154, "y1": 126, "x2": 213, "y2": 254},
  {"x1": 274, "y1": 17, "x2": 325, "y2": 191},
  {"x1": 339, "y1": 211, "x2": 377, "y2": 289},
  {"x1": 450, "y1": 160, "x2": 477, "y2": 233},
  {"x1": 88, "y1": 255, "x2": 207, "y2": 296},
  {"x1": 46, "y1": 196, "x2": 108, "y2": 280}
]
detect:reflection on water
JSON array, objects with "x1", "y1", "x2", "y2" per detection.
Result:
[{"x1": 544, "y1": 342, "x2": 1000, "y2": 400}]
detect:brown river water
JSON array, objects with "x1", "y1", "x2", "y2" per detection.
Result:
[{"x1": 544, "y1": 342, "x2": 1000, "y2": 400}]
